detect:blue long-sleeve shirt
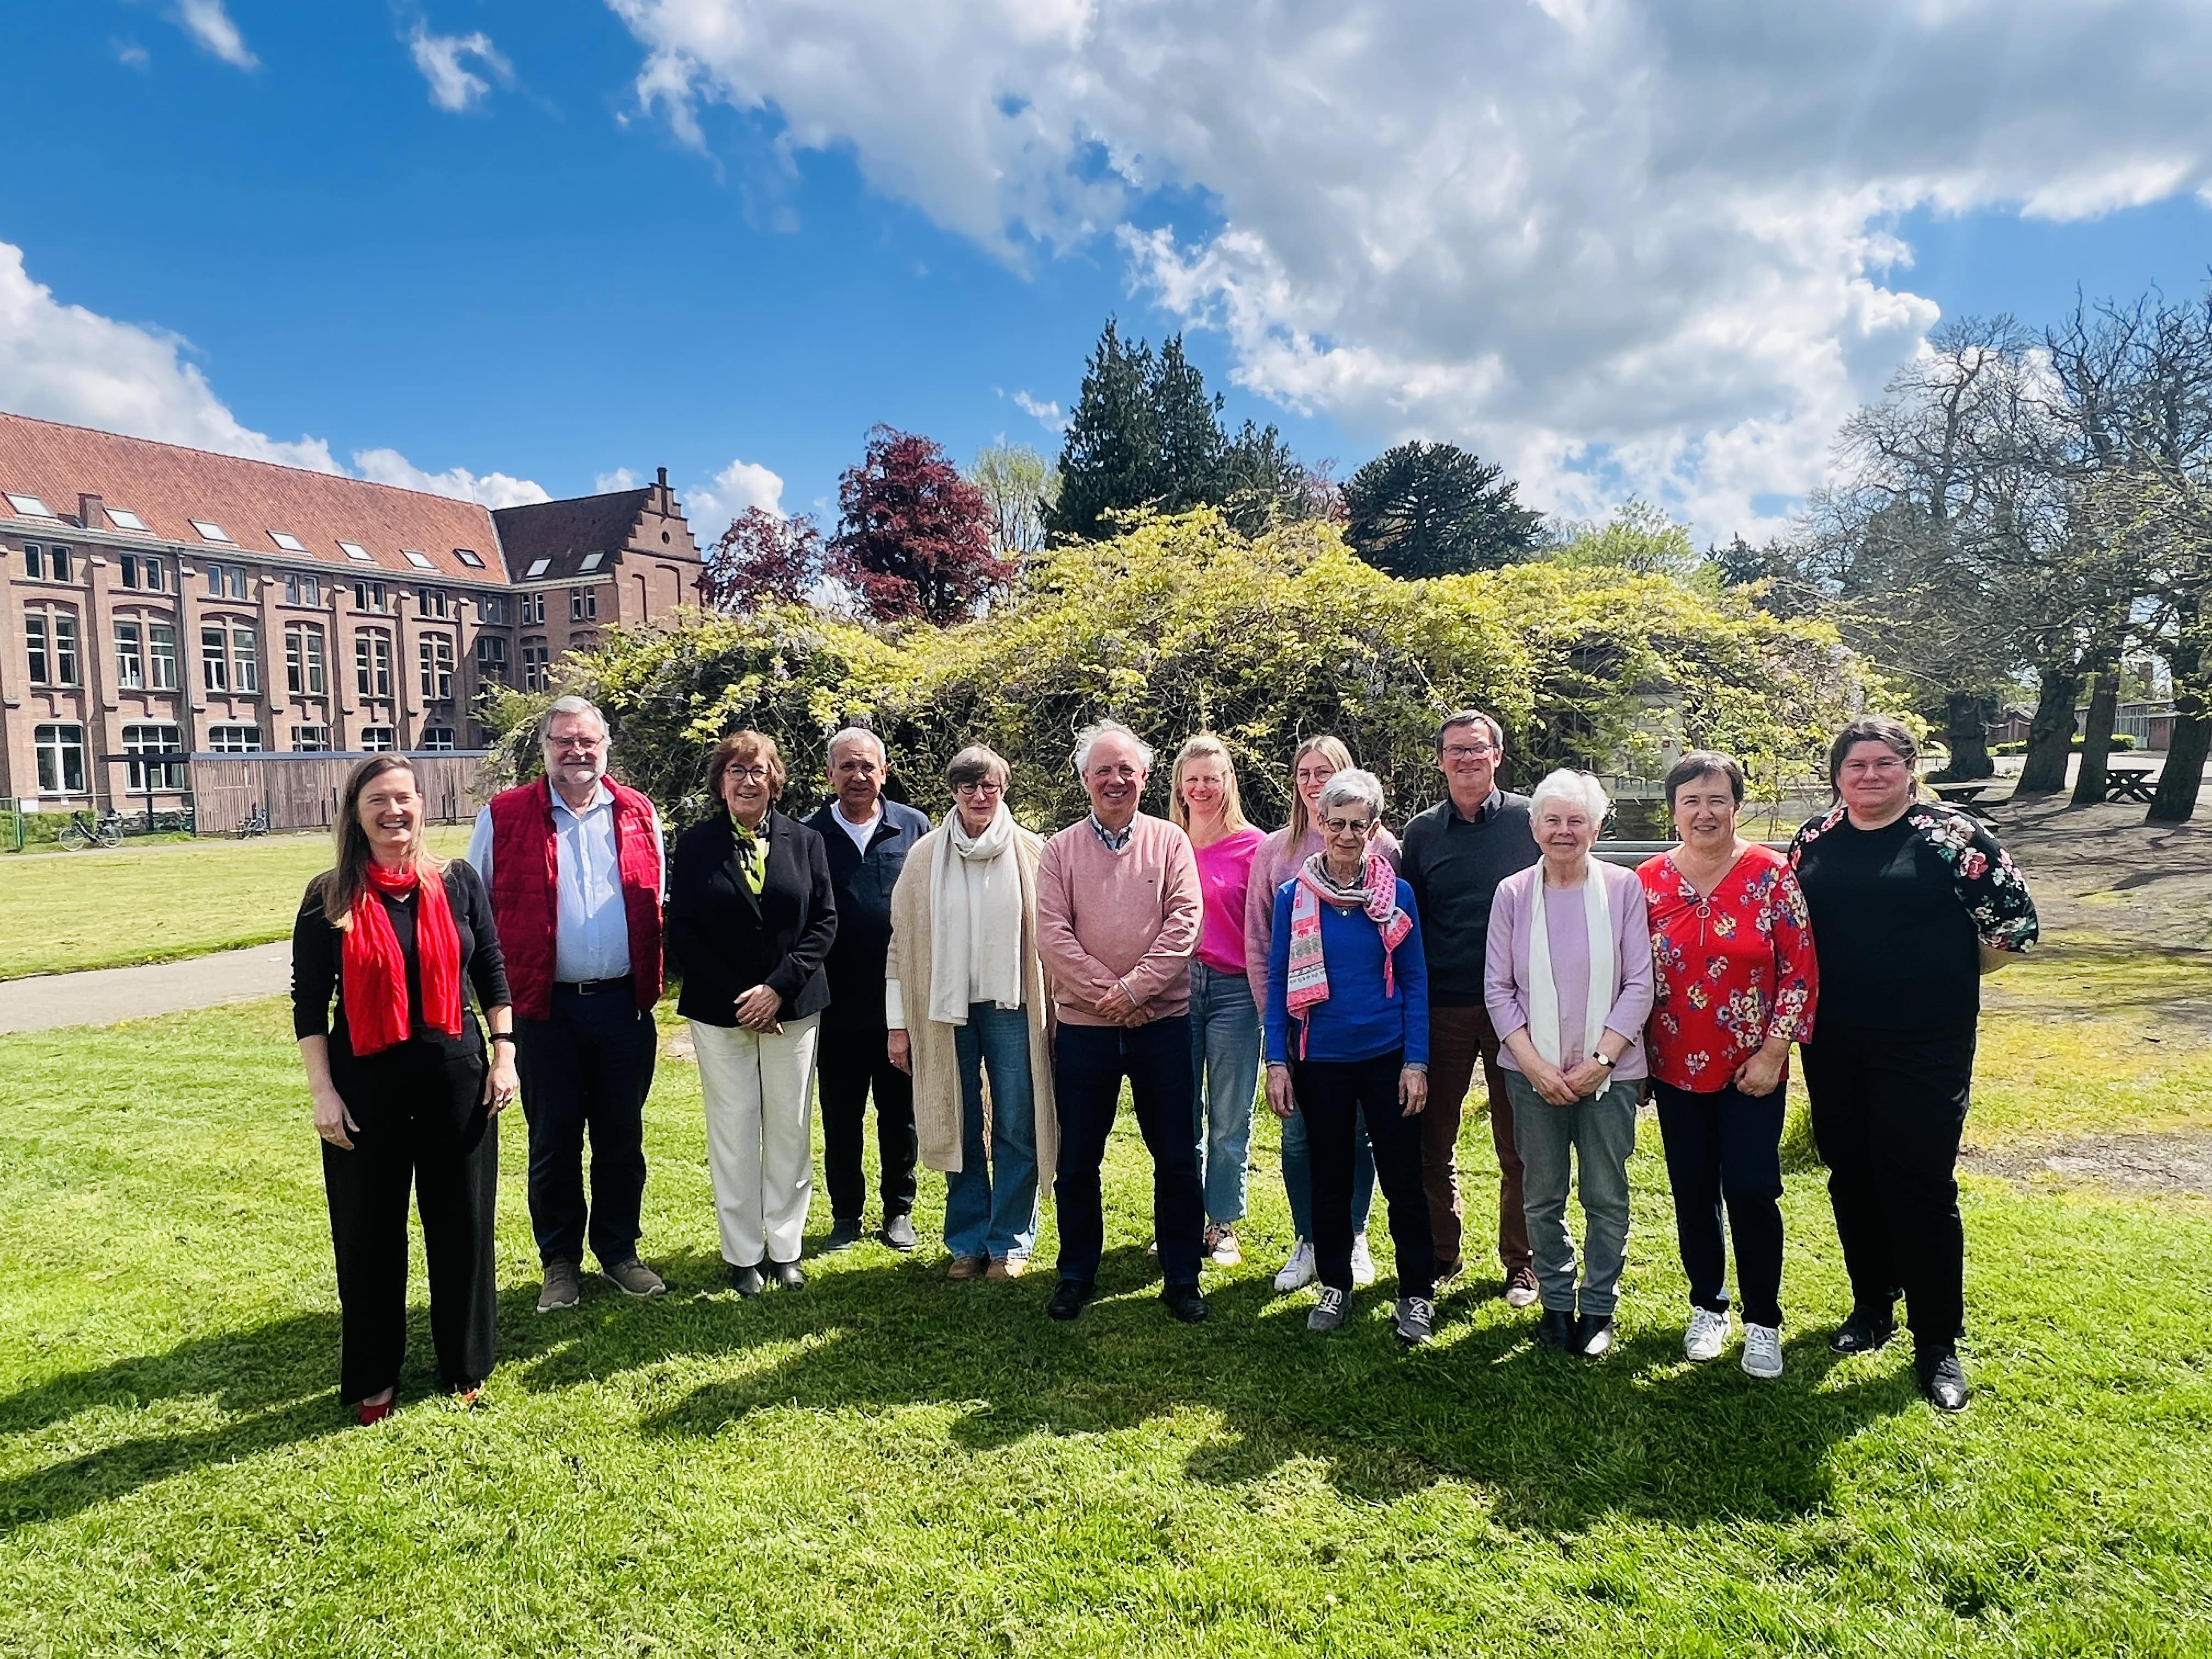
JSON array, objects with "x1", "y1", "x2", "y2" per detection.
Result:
[{"x1": 1264, "y1": 877, "x2": 1429, "y2": 1067}]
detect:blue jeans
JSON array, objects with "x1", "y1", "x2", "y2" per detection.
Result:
[
  {"x1": 943, "y1": 1004, "x2": 1040, "y2": 1261},
  {"x1": 1282, "y1": 1097, "x2": 1376, "y2": 1240},
  {"x1": 1188, "y1": 962, "x2": 1261, "y2": 1225}
]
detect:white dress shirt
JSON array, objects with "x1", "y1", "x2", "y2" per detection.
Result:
[{"x1": 468, "y1": 780, "x2": 665, "y2": 984}]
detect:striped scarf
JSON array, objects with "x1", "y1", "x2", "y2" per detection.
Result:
[{"x1": 1284, "y1": 850, "x2": 1411, "y2": 1057}]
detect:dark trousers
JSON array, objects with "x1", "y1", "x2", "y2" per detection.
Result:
[
  {"x1": 1653, "y1": 1077, "x2": 1787, "y2": 1328},
  {"x1": 323, "y1": 1039, "x2": 499, "y2": 1404},
  {"x1": 1053, "y1": 1017, "x2": 1205, "y2": 1286},
  {"x1": 1426, "y1": 1003, "x2": 1530, "y2": 1275},
  {"x1": 514, "y1": 985, "x2": 657, "y2": 1268},
  {"x1": 816, "y1": 1025, "x2": 917, "y2": 1222},
  {"x1": 1800, "y1": 1022, "x2": 1976, "y2": 1351},
  {"x1": 1291, "y1": 1049, "x2": 1436, "y2": 1299}
]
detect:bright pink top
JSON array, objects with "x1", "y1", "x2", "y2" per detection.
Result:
[{"x1": 1190, "y1": 826, "x2": 1266, "y2": 975}]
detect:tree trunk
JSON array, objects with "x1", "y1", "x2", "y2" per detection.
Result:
[
  {"x1": 2149, "y1": 598, "x2": 2207, "y2": 823},
  {"x1": 2015, "y1": 667, "x2": 2082, "y2": 794},
  {"x1": 2070, "y1": 668, "x2": 2120, "y2": 805},
  {"x1": 1936, "y1": 691, "x2": 1995, "y2": 781}
]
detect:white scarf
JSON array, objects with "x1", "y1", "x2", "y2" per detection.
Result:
[
  {"x1": 928, "y1": 802, "x2": 1024, "y2": 1027},
  {"x1": 1526, "y1": 860, "x2": 1615, "y2": 1069}
]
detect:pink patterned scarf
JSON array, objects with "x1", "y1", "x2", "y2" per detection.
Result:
[{"x1": 1284, "y1": 850, "x2": 1411, "y2": 1056}]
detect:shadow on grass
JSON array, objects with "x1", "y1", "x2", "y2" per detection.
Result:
[{"x1": 2, "y1": 1237, "x2": 1918, "y2": 1538}]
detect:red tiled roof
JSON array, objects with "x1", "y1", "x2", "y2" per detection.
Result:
[{"x1": 0, "y1": 411, "x2": 510, "y2": 582}]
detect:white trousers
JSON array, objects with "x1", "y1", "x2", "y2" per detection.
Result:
[{"x1": 691, "y1": 1014, "x2": 820, "y2": 1267}]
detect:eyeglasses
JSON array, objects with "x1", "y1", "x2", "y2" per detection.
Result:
[
  {"x1": 954, "y1": 780, "x2": 1004, "y2": 796},
  {"x1": 1441, "y1": 744, "x2": 1497, "y2": 761},
  {"x1": 723, "y1": 765, "x2": 771, "y2": 783},
  {"x1": 550, "y1": 737, "x2": 604, "y2": 753},
  {"x1": 1321, "y1": 816, "x2": 1375, "y2": 836}
]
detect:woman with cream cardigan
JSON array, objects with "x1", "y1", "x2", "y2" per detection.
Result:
[
  {"x1": 1483, "y1": 769, "x2": 1654, "y2": 1359},
  {"x1": 886, "y1": 744, "x2": 1059, "y2": 1280}
]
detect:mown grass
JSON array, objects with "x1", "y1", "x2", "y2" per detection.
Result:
[
  {"x1": 3, "y1": 998, "x2": 2209, "y2": 1656},
  {"x1": 0, "y1": 827, "x2": 471, "y2": 979}
]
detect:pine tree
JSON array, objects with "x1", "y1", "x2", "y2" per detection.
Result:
[
  {"x1": 1342, "y1": 441, "x2": 1542, "y2": 577},
  {"x1": 1045, "y1": 319, "x2": 1158, "y2": 540},
  {"x1": 1150, "y1": 334, "x2": 1226, "y2": 512}
]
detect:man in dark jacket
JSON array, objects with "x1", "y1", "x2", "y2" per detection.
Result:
[
  {"x1": 1398, "y1": 709, "x2": 1541, "y2": 1304},
  {"x1": 808, "y1": 727, "x2": 932, "y2": 1249}
]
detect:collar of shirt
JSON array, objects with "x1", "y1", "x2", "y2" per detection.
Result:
[
  {"x1": 1088, "y1": 812, "x2": 1135, "y2": 853},
  {"x1": 549, "y1": 777, "x2": 614, "y2": 823},
  {"x1": 1447, "y1": 787, "x2": 1504, "y2": 826},
  {"x1": 833, "y1": 803, "x2": 883, "y2": 853}
]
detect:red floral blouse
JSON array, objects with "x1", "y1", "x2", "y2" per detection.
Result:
[{"x1": 1636, "y1": 844, "x2": 1819, "y2": 1093}]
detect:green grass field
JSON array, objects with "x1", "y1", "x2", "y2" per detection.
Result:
[
  {"x1": 0, "y1": 827, "x2": 472, "y2": 980},
  {"x1": 3, "y1": 973, "x2": 2209, "y2": 1656}
]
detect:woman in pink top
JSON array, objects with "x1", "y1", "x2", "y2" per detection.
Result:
[
  {"x1": 1172, "y1": 735, "x2": 1268, "y2": 1265},
  {"x1": 1242, "y1": 733, "x2": 1398, "y2": 1292}
]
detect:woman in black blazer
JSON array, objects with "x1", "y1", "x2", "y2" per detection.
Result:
[{"x1": 669, "y1": 730, "x2": 838, "y2": 1294}]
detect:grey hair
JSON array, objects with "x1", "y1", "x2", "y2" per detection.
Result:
[
  {"x1": 540, "y1": 695, "x2": 608, "y2": 746},
  {"x1": 1436, "y1": 708, "x2": 1505, "y2": 754},
  {"x1": 1071, "y1": 720, "x2": 1154, "y2": 776},
  {"x1": 1316, "y1": 767, "x2": 1385, "y2": 824},
  {"x1": 826, "y1": 725, "x2": 888, "y2": 767},
  {"x1": 1528, "y1": 768, "x2": 1611, "y2": 823}
]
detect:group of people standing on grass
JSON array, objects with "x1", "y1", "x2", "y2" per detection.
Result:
[{"x1": 290, "y1": 696, "x2": 2038, "y2": 1427}]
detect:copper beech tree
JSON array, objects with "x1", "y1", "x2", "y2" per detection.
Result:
[
  {"x1": 831, "y1": 425, "x2": 1011, "y2": 624},
  {"x1": 701, "y1": 506, "x2": 825, "y2": 612}
]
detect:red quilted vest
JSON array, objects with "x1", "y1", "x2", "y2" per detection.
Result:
[{"x1": 487, "y1": 776, "x2": 664, "y2": 1020}]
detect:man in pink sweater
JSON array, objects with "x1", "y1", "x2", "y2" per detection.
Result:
[{"x1": 1035, "y1": 721, "x2": 1209, "y2": 1324}]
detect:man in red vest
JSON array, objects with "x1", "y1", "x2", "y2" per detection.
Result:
[{"x1": 469, "y1": 695, "x2": 667, "y2": 1313}]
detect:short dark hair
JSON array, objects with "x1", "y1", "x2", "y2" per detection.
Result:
[
  {"x1": 1826, "y1": 715, "x2": 1918, "y2": 792},
  {"x1": 1664, "y1": 750, "x2": 1746, "y2": 810},
  {"x1": 945, "y1": 744, "x2": 1011, "y2": 791},
  {"x1": 1436, "y1": 709, "x2": 1504, "y2": 755},
  {"x1": 707, "y1": 729, "x2": 786, "y2": 801}
]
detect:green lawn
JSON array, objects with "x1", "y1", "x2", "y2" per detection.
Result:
[
  {"x1": 3, "y1": 995, "x2": 2209, "y2": 1656},
  {"x1": 0, "y1": 827, "x2": 471, "y2": 979}
]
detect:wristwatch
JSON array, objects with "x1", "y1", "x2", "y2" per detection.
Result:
[{"x1": 1592, "y1": 1051, "x2": 1616, "y2": 1069}]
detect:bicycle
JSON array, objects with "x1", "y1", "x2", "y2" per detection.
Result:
[
  {"x1": 235, "y1": 803, "x2": 269, "y2": 839},
  {"x1": 58, "y1": 810, "x2": 126, "y2": 851}
]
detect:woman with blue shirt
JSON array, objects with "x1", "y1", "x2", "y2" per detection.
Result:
[{"x1": 1264, "y1": 769, "x2": 1435, "y2": 1345}]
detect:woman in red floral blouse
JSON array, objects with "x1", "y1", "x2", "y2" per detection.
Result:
[{"x1": 1637, "y1": 751, "x2": 1817, "y2": 1381}]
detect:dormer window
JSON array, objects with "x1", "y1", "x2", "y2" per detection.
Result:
[
  {"x1": 269, "y1": 531, "x2": 307, "y2": 553},
  {"x1": 107, "y1": 507, "x2": 150, "y2": 533},
  {"x1": 191, "y1": 520, "x2": 234, "y2": 544},
  {"x1": 5, "y1": 492, "x2": 55, "y2": 519}
]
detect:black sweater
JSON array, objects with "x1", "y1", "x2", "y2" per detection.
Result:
[
  {"x1": 291, "y1": 860, "x2": 510, "y2": 1059},
  {"x1": 1400, "y1": 789, "x2": 1541, "y2": 1005},
  {"x1": 668, "y1": 809, "x2": 838, "y2": 1026}
]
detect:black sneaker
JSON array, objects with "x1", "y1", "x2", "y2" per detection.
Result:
[
  {"x1": 1917, "y1": 1348, "x2": 1970, "y2": 1412},
  {"x1": 728, "y1": 1262, "x2": 765, "y2": 1296},
  {"x1": 1830, "y1": 1306, "x2": 1897, "y2": 1355},
  {"x1": 1536, "y1": 1307, "x2": 1576, "y2": 1350},
  {"x1": 1160, "y1": 1283, "x2": 1209, "y2": 1324},
  {"x1": 1576, "y1": 1314, "x2": 1616, "y2": 1358},
  {"x1": 1393, "y1": 1296, "x2": 1435, "y2": 1346},
  {"x1": 822, "y1": 1218, "x2": 865, "y2": 1252},
  {"x1": 882, "y1": 1213, "x2": 918, "y2": 1251},
  {"x1": 1046, "y1": 1278, "x2": 1094, "y2": 1321},
  {"x1": 535, "y1": 1259, "x2": 583, "y2": 1314}
]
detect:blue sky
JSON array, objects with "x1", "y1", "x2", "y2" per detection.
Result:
[{"x1": 4, "y1": 1, "x2": 2210, "y2": 544}]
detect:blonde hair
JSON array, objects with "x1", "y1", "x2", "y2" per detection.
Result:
[
  {"x1": 1285, "y1": 733, "x2": 1355, "y2": 846},
  {"x1": 318, "y1": 755, "x2": 444, "y2": 928},
  {"x1": 1169, "y1": 733, "x2": 1250, "y2": 834}
]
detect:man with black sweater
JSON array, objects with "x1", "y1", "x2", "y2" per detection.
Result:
[{"x1": 1398, "y1": 710, "x2": 1542, "y2": 1302}]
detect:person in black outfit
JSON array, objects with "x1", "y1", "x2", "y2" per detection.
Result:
[
  {"x1": 293, "y1": 755, "x2": 518, "y2": 1426},
  {"x1": 1788, "y1": 716, "x2": 2039, "y2": 1413},
  {"x1": 805, "y1": 727, "x2": 930, "y2": 1251},
  {"x1": 668, "y1": 730, "x2": 838, "y2": 1294}
]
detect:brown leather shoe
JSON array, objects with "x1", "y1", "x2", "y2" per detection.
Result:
[
  {"x1": 985, "y1": 1256, "x2": 1029, "y2": 1281},
  {"x1": 947, "y1": 1254, "x2": 989, "y2": 1280}
]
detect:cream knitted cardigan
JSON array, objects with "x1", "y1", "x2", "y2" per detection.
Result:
[{"x1": 885, "y1": 821, "x2": 1059, "y2": 1177}]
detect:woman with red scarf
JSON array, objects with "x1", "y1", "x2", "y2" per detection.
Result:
[{"x1": 292, "y1": 755, "x2": 518, "y2": 1425}]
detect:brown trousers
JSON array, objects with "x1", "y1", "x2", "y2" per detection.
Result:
[{"x1": 1425, "y1": 1002, "x2": 1532, "y2": 1276}]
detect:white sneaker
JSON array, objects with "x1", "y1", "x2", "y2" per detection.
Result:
[
  {"x1": 1350, "y1": 1234, "x2": 1377, "y2": 1288},
  {"x1": 1685, "y1": 1306, "x2": 1731, "y2": 1362},
  {"x1": 1273, "y1": 1238, "x2": 1317, "y2": 1293},
  {"x1": 1741, "y1": 1323, "x2": 1784, "y2": 1379}
]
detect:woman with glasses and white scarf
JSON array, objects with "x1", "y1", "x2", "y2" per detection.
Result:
[
  {"x1": 1483, "y1": 769, "x2": 1654, "y2": 1359},
  {"x1": 886, "y1": 745, "x2": 1059, "y2": 1281}
]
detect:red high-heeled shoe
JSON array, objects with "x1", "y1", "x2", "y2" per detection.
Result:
[{"x1": 355, "y1": 1395, "x2": 395, "y2": 1426}]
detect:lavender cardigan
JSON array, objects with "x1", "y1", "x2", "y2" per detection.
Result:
[{"x1": 1483, "y1": 860, "x2": 1655, "y2": 1081}]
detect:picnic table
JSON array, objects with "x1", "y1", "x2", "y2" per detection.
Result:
[
  {"x1": 1928, "y1": 781, "x2": 1996, "y2": 820},
  {"x1": 2102, "y1": 763, "x2": 2159, "y2": 803}
]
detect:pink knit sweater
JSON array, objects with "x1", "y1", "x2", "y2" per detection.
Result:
[{"x1": 1035, "y1": 813, "x2": 1203, "y2": 1026}]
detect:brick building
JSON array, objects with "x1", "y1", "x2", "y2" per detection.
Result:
[{"x1": 0, "y1": 411, "x2": 702, "y2": 814}]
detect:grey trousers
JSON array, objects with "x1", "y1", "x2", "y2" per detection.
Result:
[{"x1": 1506, "y1": 1072, "x2": 1639, "y2": 1319}]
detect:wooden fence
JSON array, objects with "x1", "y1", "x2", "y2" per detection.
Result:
[{"x1": 190, "y1": 752, "x2": 491, "y2": 834}]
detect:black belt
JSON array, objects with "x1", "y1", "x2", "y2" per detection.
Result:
[{"x1": 554, "y1": 976, "x2": 633, "y2": 996}]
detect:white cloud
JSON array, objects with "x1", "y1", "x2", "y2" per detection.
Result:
[
  {"x1": 687, "y1": 456, "x2": 785, "y2": 526},
  {"x1": 606, "y1": 0, "x2": 2212, "y2": 542},
  {"x1": 176, "y1": 0, "x2": 256, "y2": 70},
  {"x1": 407, "y1": 26, "x2": 514, "y2": 113},
  {"x1": 595, "y1": 467, "x2": 642, "y2": 492},
  {"x1": 115, "y1": 40, "x2": 150, "y2": 69},
  {"x1": 0, "y1": 236, "x2": 548, "y2": 507},
  {"x1": 353, "y1": 449, "x2": 550, "y2": 509},
  {"x1": 1009, "y1": 390, "x2": 1066, "y2": 434}
]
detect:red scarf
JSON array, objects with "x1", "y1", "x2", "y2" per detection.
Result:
[{"x1": 342, "y1": 860, "x2": 464, "y2": 1055}]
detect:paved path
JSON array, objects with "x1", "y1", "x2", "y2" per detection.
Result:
[{"x1": 0, "y1": 942, "x2": 292, "y2": 1035}]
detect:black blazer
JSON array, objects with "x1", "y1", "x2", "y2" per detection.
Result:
[{"x1": 669, "y1": 808, "x2": 838, "y2": 1026}]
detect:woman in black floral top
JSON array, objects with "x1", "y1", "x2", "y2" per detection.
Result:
[{"x1": 1788, "y1": 715, "x2": 2039, "y2": 1413}]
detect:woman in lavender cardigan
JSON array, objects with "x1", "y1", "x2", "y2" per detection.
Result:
[{"x1": 1483, "y1": 769, "x2": 1654, "y2": 1358}]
